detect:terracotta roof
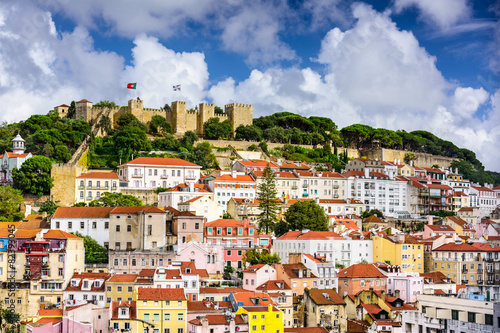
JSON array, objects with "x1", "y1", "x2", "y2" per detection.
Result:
[
  {"x1": 238, "y1": 160, "x2": 279, "y2": 168},
  {"x1": 165, "y1": 183, "x2": 211, "y2": 193},
  {"x1": 138, "y1": 269, "x2": 155, "y2": 277},
  {"x1": 111, "y1": 206, "x2": 165, "y2": 214},
  {"x1": 76, "y1": 172, "x2": 118, "y2": 179},
  {"x1": 421, "y1": 271, "x2": 454, "y2": 284},
  {"x1": 200, "y1": 287, "x2": 246, "y2": 294},
  {"x1": 446, "y1": 216, "x2": 468, "y2": 227},
  {"x1": 434, "y1": 289, "x2": 446, "y2": 295},
  {"x1": 426, "y1": 225, "x2": 455, "y2": 232},
  {"x1": 38, "y1": 309, "x2": 63, "y2": 316},
  {"x1": 137, "y1": 288, "x2": 186, "y2": 301},
  {"x1": 107, "y1": 274, "x2": 138, "y2": 282},
  {"x1": 256, "y1": 280, "x2": 291, "y2": 290},
  {"x1": 53, "y1": 207, "x2": 114, "y2": 218},
  {"x1": 76, "y1": 99, "x2": 92, "y2": 103},
  {"x1": 303, "y1": 253, "x2": 329, "y2": 263},
  {"x1": 183, "y1": 196, "x2": 204, "y2": 203},
  {"x1": 307, "y1": 288, "x2": 345, "y2": 305},
  {"x1": 284, "y1": 328, "x2": 328, "y2": 333},
  {"x1": 121, "y1": 157, "x2": 201, "y2": 167},
  {"x1": 338, "y1": 264, "x2": 386, "y2": 279},
  {"x1": 212, "y1": 174, "x2": 255, "y2": 182},
  {"x1": 362, "y1": 303, "x2": 385, "y2": 315},
  {"x1": 32, "y1": 318, "x2": 61, "y2": 326},
  {"x1": 471, "y1": 186, "x2": 494, "y2": 192},
  {"x1": 458, "y1": 207, "x2": 477, "y2": 212},
  {"x1": 206, "y1": 219, "x2": 247, "y2": 227},
  {"x1": 277, "y1": 230, "x2": 342, "y2": 240},
  {"x1": 14, "y1": 229, "x2": 40, "y2": 238},
  {"x1": 425, "y1": 184, "x2": 452, "y2": 190},
  {"x1": 43, "y1": 230, "x2": 81, "y2": 239},
  {"x1": 241, "y1": 306, "x2": 280, "y2": 312},
  {"x1": 433, "y1": 243, "x2": 479, "y2": 252},
  {"x1": 232, "y1": 292, "x2": 275, "y2": 306},
  {"x1": 363, "y1": 215, "x2": 385, "y2": 223},
  {"x1": 187, "y1": 300, "x2": 226, "y2": 312},
  {"x1": 243, "y1": 264, "x2": 266, "y2": 273},
  {"x1": 64, "y1": 272, "x2": 110, "y2": 292},
  {"x1": 189, "y1": 314, "x2": 231, "y2": 326},
  {"x1": 110, "y1": 301, "x2": 136, "y2": 319},
  {"x1": 470, "y1": 242, "x2": 500, "y2": 252},
  {"x1": 280, "y1": 263, "x2": 318, "y2": 279}
]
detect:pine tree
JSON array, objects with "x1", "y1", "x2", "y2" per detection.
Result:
[{"x1": 257, "y1": 165, "x2": 280, "y2": 234}]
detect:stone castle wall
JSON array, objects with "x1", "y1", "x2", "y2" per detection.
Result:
[{"x1": 73, "y1": 99, "x2": 253, "y2": 137}]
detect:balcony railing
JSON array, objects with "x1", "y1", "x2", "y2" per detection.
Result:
[
  {"x1": 131, "y1": 174, "x2": 142, "y2": 178},
  {"x1": 477, "y1": 280, "x2": 483, "y2": 284},
  {"x1": 478, "y1": 268, "x2": 483, "y2": 273},
  {"x1": 160, "y1": 174, "x2": 168, "y2": 179},
  {"x1": 303, "y1": 183, "x2": 309, "y2": 188},
  {"x1": 185, "y1": 175, "x2": 197, "y2": 180},
  {"x1": 462, "y1": 279, "x2": 468, "y2": 284},
  {"x1": 462, "y1": 268, "x2": 468, "y2": 273},
  {"x1": 487, "y1": 280, "x2": 495, "y2": 285},
  {"x1": 291, "y1": 185, "x2": 298, "y2": 190},
  {"x1": 333, "y1": 184, "x2": 339, "y2": 189}
]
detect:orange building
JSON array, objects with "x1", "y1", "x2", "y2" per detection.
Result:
[{"x1": 338, "y1": 264, "x2": 387, "y2": 297}]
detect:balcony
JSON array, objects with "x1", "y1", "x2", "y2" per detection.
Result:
[
  {"x1": 462, "y1": 279, "x2": 468, "y2": 284},
  {"x1": 477, "y1": 280, "x2": 483, "y2": 284},
  {"x1": 334, "y1": 194, "x2": 339, "y2": 198},
  {"x1": 1, "y1": 164, "x2": 8, "y2": 170},
  {"x1": 478, "y1": 268, "x2": 483, "y2": 273},
  {"x1": 292, "y1": 185, "x2": 298, "y2": 190},
  {"x1": 333, "y1": 184, "x2": 339, "y2": 189},
  {"x1": 487, "y1": 280, "x2": 495, "y2": 285},
  {"x1": 462, "y1": 268, "x2": 468, "y2": 273},
  {"x1": 131, "y1": 174, "x2": 143, "y2": 178},
  {"x1": 185, "y1": 175, "x2": 197, "y2": 180},
  {"x1": 303, "y1": 193, "x2": 309, "y2": 197},
  {"x1": 303, "y1": 183, "x2": 309, "y2": 188},
  {"x1": 79, "y1": 185, "x2": 84, "y2": 190}
]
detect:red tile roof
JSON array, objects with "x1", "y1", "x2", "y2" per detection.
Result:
[
  {"x1": 446, "y1": 216, "x2": 468, "y2": 227},
  {"x1": 110, "y1": 301, "x2": 136, "y2": 319},
  {"x1": 53, "y1": 207, "x2": 114, "y2": 218},
  {"x1": 426, "y1": 225, "x2": 455, "y2": 232},
  {"x1": 243, "y1": 264, "x2": 266, "y2": 273},
  {"x1": 277, "y1": 230, "x2": 342, "y2": 240},
  {"x1": 256, "y1": 280, "x2": 291, "y2": 290},
  {"x1": 425, "y1": 184, "x2": 452, "y2": 190},
  {"x1": 76, "y1": 172, "x2": 118, "y2": 179},
  {"x1": 205, "y1": 219, "x2": 252, "y2": 228},
  {"x1": 238, "y1": 160, "x2": 279, "y2": 168},
  {"x1": 189, "y1": 314, "x2": 231, "y2": 325},
  {"x1": 338, "y1": 264, "x2": 386, "y2": 279},
  {"x1": 38, "y1": 309, "x2": 63, "y2": 316},
  {"x1": 212, "y1": 174, "x2": 255, "y2": 182},
  {"x1": 43, "y1": 229, "x2": 81, "y2": 239},
  {"x1": 232, "y1": 292, "x2": 275, "y2": 307},
  {"x1": 200, "y1": 287, "x2": 246, "y2": 294},
  {"x1": 107, "y1": 274, "x2": 138, "y2": 282},
  {"x1": 470, "y1": 242, "x2": 500, "y2": 252},
  {"x1": 111, "y1": 206, "x2": 165, "y2": 214},
  {"x1": 307, "y1": 288, "x2": 345, "y2": 305},
  {"x1": 284, "y1": 328, "x2": 328, "y2": 333},
  {"x1": 137, "y1": 288, "x2": 186, "y2": 301},
  {"x1": 433, "y1": 243, "x2": 479, "y2": 252},
  {"x1": 121, "y1": 157, "x2": 201, "y2": 167},
  {"x1": 64, "y1": 272, "x2": 110, "y2": 292}
]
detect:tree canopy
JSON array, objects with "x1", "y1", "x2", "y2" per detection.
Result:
[
  {"x1": 0, "y1": 187, "x2": 24, "y2": 222},
  {"x1": 39, "y1": 201, "x2": 58, "y2": 215},
  {"x1": 89, "y1": 192, "x2": 142, "y2": 207},
  {"x1": 284, "y1": 200, "x2": 329, "y2": 231},
  {"x1": 242, "y1": 248, "x2": 280, "y2": 266},
  {"x1": 257, "y1": 166, "x2": 280, "y2": 234},
  {"x1": 72, "y1": 231, "x2": 108, "y2": 264},
  {"x1": 12, "y1": 156, "x2": 53, "y2": 196},
  {"x1": 203, "y1": 117, "x2": 233, "y2": 139}
]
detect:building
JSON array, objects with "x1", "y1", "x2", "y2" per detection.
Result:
[
  {"x1": 303, "y1": 288, "x2": 347, "y2": 333},
  {"x1": 457, "y1": 206, "x2": 484, "y2": 228},
  {"x1": 226, "y1": 198, "x2": 261, "y2": 226},
  {"x1": 288, "y1": 253, "x2": 337, "y2": 290},
  {"x1": 232, "y1": 160, "x2": 279, "y2": 174},
  {"x1": 208, "y1": 172, "x2": 256, "y2": 209},
  {"x1": 158, "y1": 183, "x2": 213, "y2": 209},
  {"x1": 337, "y1": 264, "x2": 388, "y2": 297},
  {"x1": 63, "y1": 272, "x2": 110, "y2": 307},
  {"x1": 230, "y1": 292, "x2": 285, "y2": 333},
  {"x1": 109, "y1": 250, "x2": 176, "y2": 274},
  {"x1": 274, "y1": 230, "x2": 373, "y2": 267},
  {"x1": 109, "y1": 300, "x2": 138, "y2": 333},
  {"x1": 118, "y1": 157, "x2": 201, "y2": 190},
  {"x1": 105, "y1": 274, "x2": 138, "y2": 306},
  {"x1": 275, "y1": 263, "x2": 319, "y2": 297},
  {"x1": 153, "y1": 261, "x2": 203, "y2": 301},
  {"x1": 256, "y1": 280, "x2": 293, "y2": 327},
  {"x1": 75, "y1": 171, "x2": 119, "y2": 204},
  {"x1": 178, "y1": 196, "x2": 220, "y2": 222},
  {"x1": 72, "y1": 98, "x2": 253, "y2": 136},
  {"x1": 136, "y1": 288, "x2": 188, "y2": 333},
  {"x1": 242, "y1": 264, "x2": 277, "y2": 292},
  {"x1": 471, "y1": 185, "x2": 498, "y2": 215},
  {"x1": 402, "y1": 293, "x2": 496, "y2": 333},
  {"x1": 375, "y1": 263, "x2": 424, "y2": 303},
  {"x1": 0, "y1": 134, "x2": 32, "y2": 183},
  {"x1": 51, "y1": 207, "x2": 114, "y2": 247},
  {"x1": 372, "y1": 234, "x2": 424, "y2": 273}
]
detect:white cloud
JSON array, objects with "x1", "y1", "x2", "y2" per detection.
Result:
[
  {"x1": 451, "y1": 87, "x2": 489, "y2": 119},
  {"x1": 393, "y1": 0, "x2": 470, "y2": 29}
]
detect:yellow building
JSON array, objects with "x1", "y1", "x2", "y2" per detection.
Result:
[
  {"x1": 452, "y1": 192, "x2": 469, "y2": 212},
  {"x1": 136, "y1": 288, "x2": 187, "y2": 333},
  {"x1": 110, "y1": 301, "x2": 138, "y2": 333},
  {"x1": 105, "y1": 274, "x2": 138, "y2": 306},
  {"x1": 235, "y1": 304, "x2": 284, "y2": 333},
  {"x1": 372, "y1": 234, "x2": 424, "y2": 273}
]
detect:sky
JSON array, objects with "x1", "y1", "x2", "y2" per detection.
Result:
[{"x1": 0, "y1": 0, "x2": 499, "y2": 171}]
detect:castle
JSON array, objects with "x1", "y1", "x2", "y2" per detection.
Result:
[{"x1": 54, "y1": 99, "x2": 253, "y2": 136}]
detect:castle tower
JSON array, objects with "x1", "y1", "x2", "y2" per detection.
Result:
[
  {"x1": 54, "y1": 104, "x2": 70, "y2": 118},
  {"x1": 12, "y1": 134, "x2": 26, "y2": 155},
  {"x1": 225, "y1": 103, "x2": 253, "y2": 133},
  {"x1": 171, "y1": 101, "x2": 187, "y2": 134},
  {"x1": 197, "y1": 102, "x2": 215, "y2": 136},
  {"x1": 75, "y1": 99, "x2": 93, "y2": 121},
  {"x1": 128, "y1": 98, "x2": 144, "y2": 122}
]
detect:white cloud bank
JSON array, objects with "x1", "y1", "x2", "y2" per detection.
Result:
[{"x1": 0, "y1": 1, "x2": 498, "y2": 171}]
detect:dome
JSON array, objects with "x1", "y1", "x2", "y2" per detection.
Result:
[{"x1": 12, "y1": 134, "x2": 25, "y2": 142}]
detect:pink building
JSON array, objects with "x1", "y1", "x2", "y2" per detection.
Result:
[
  {"x1": 178, "y1": 242, "x2": 224, "y2": 278},
  {"x1": 374, "y1": 263, "x2": 424, "y2": 303},
  {"x1": 242, "y1": 264, "x2": 277, "y2": 291},
  {"x1": 422, "y1": 224, "x2": 457, "y2": 239}
]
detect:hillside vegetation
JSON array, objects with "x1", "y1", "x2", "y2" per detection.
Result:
[{"x1": 0, "y1": 104, "x2": 498, "y2": 186}]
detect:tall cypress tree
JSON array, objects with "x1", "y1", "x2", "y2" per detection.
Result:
[{"x1": 257, "y1": 165, "x2": 280, "y2": 234}]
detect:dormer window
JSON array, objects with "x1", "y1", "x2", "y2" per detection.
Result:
[
  {"x1": 71, "y1": 280, "x2": 78, "y2": 287},
  {"x1": 83, "y1": 280, "x2": 89, "y2": 289},
  {"x1": 185, "y1": 268, "x2": 191, "y2": 274}
]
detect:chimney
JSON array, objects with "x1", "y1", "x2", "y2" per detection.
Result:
[
  {"x1": 381, "y1": 290, "x2": 386, "y2": 302},
  {"x1": 428, "y1": 215, "x2": 433, "y2": 225},
  {"x1": 42, "y1": 211, "x2": 47, "y2": 219},
  {"x1": 394, "y1": 159, "x2": 397, "y2": 164},
  {"x1": 231, "y1": 170, "x2": 237, "y2": 178},
  {"x1": 189, "y1": 182, "x2": 195, "y2": 192},
  {"x1": 364, "y1": 168, "x2": 369, "y2": 179},
  {"x1": 410, "y1": 160, "x2": 413, "y2": 167},
  {"x1": 395, "y1": 290, "x2": 400, "y2": 299}
]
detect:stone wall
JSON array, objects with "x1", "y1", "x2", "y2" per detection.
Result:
[{"x1": 120, "y1": 189, "x2": 158, "y2": 206}]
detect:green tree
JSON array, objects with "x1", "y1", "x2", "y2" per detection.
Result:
[
  {"x1": 274, "y1": 220, "x2": 289, "y2": 238},
  {"x1": 1, "y1": 308, "x2": 21, "y2": 333},
  {"x1": 404, "y1": 152, "x2": 417, "y2": 164},
  {"x1": 180, "y1": 131, "x2": 198, "y2": 149},
  {"x1": 0, "y1": 187, "x2": 24, "y2": 222},
  {"x1": 72, "y1": 231, "x2": 108, "y2": 264},
  {"x1": 149, "y1": 115, "x2": 173, "y2": 135},
  {"x1": 98, "y1": 116, "x2": 112, "y2": 133},
  {"x1": 116, "y1": 113, "x2": 139, "y2": 128},
  {"x1": 12, "y1": 156, "x2": 53, "y2": 196},
  {"x1": 89, "y1": 192, "x2": 142, "y2": 207},
  {"x1": 415, "y1": 222, "x2": 425, "y2": 231},
  {"x1": 67, "y1": 101, "x2": 76, "y2": 118},
  {"x1": 93, "y1": 100, "x2": 118, "y2": 108},
  {"x1": 39, "y1": 201, "x2": 58, "y2": 215},
  {"x1": 223, "y1": 265, "x2": 234, "y2": 280},
  {"x1": 361, "y1": 209, "x2": 385, "y2": 219},
  {"x1": 242, "y1": 248, "x2": 281, "y2": 267},
  {"x1": 284, "y1": 200, "x2": 328, "y2": 231},
  {"x1": 113, "y1": 126, "x2": 151, "y2": 161},
  {"x1": 235, "y1": 125, "x2": 263, "y2": 141},
  {"x1": 163, "y1": 103, "x2": 171, "y2": 111},
  {"x1": 73, "y1": 202, "x2": 87, "y2": 207},
  {"x1": 214, "y1": 106, "x2": 224, "y2": 114},
  {"x1": 203, "y1": 118, "x2": 233, "y2": 139},
  {"x1": 257, "y1": 166, "x2": 280, "y2": 234}
]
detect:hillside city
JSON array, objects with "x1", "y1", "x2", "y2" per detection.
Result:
[{"x1": 0, "y1": 98, "x2": 499, "y2": 333}]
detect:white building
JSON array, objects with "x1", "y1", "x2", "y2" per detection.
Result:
[
  {"x1": 158, "y1": 183, "x2": 213, "y2": 209},
  {"x1": 342, "y1": 170, "x2": 409, "y2": 218},
  {"x1": 51, "y1": 207, "x2": 114, "y2": 247},
  {"x1": 63, "y1": 272, "x2": 110, "y2": 308},
  {"x1": 153, "y1": 261, "x2": 201, "y2": 301},
  {"x1": 293, "y1": 170, "x2": 347, "y2": 200},
  {"x1": 274, "y1": 230, "x2": 373, "y2": 267},
  {"x1": 471, "y1": 185, "x2": 498, "y2": 216},
  {"x1": 117, "y1": 157, "x2": 201, "y2": 190},
  {"x1": 0, "y1": 134, "x2": 32, "y2": 183},
  {"x1": 208, "y1": 171, "x2": 256, "y2": 209},
  {"x1": 75, "y1": 171, "x2": 120, "y2": 204},
  {"x1": 178, "y1": 196, "x2": 221, "y2": 222}
]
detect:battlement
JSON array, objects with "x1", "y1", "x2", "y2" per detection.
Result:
[
  {"x1": 200, "y1": 103, "x2": 214, "y2": 107},
  {"x1": 216, "y1": 113, "x2": 229, "y2": 118},
  {"x1": 225, "y1": 103, "x2": 252, "y2": 109}
]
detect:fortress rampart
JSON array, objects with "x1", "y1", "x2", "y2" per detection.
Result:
[{"x1": 64, "y1": 98, "x2": 253, "y2": 137}]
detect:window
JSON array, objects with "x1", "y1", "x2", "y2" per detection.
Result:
[
  {"x1": 117, "y1": 286, "x2": 122, "y2": 292},
  {"x1": 107, "y1": 297, "x2": 111, "y2": 304},
  {"x1": 132, "y1": 259, "x2": 136, "y2": 266},
  {"x1": 113, "y1": 323, "x2": 119, "y2": 330},
  {"x1": 485, "y1": 314, "x2": 493, "y2": 326},
  {"x1": 165, "y1": 313, "x2": 170, "y2": 321},
  {"x1": 153, "y1": 314, "x2": 160, "y2": 322},
  {"x1": 144, "y1": 313, "x2": 150, "y2": 321},
  {"x1": 178, "y1": 313, "x2": 184, "y2": 321},
  {"x1": 68, "y1": 222, "x2": 72, "y2": 229},
  {"x1": 127, "y1": 225, "x2": 131, "y2": 232},
  {"x1": 177, "y1": 329, "x2": 184, "y2": 333},
  {"x1": 116, "y1": 225, "x2": 120, "y2": 232},
  {"x1": 452, "y1": 310, "x2": 458, "y2": 320}
]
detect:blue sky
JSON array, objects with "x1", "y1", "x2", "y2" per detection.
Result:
[{"x1": 0, "y1": 0, "x2": 499, "y2": 171}]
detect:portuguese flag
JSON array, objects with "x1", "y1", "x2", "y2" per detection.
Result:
[{"x1": 127, "y1": 83, "x2": 137, "y2": 89}]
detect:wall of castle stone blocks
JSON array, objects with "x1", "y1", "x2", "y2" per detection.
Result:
[
  {"x1": 51, "y1": 150, "x2": 87, "y2": 207},
  {"x1": 120, "y1": 189, "x2": 158, "y2": 206}
]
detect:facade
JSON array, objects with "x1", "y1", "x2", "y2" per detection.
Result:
[
  {"x1": 51, "y1": 207, "x2": 114, "y2": 247},
  {"x1": 471, "y1": 185, "x2": 498, "y2": 216},
  {"x1": 109, "y1": 300, "x2": 138, "y2": 333},
  {"x1": 242, "y1": 264, "x2": 277, "y2": 292},
  {"x1": 226, "y1": 198, "x2": 261, "y2": 226},
  {"x1": 375, "y1": 264, "x2": 424, "y2": 303},
  {"x1": 232, "y1": 160, "x2": 279, "y2": 173},
  {"x1": 63, "y1": 272, "x2": 110, "y2": 307},
  {"x1": 274, "y1": 230, "x2": 373, "y2": 267},
  {"x1": 109, "y1": 250, "x2": 176, "y2": 274},
  {"x1": 337, "y1": 264, "x2": 388, "y2": 297},
  {"x1": 275, "y1": 263, "x2": 319, "y2": 297},
  {"x1": 118, "y1": 157, "x2": 202, "y2": 190},
  {"x1": 0, "y1": 134, "x2": 32, "y2": 183},
  {"x1": 105, "y1": 274, "x2": 138, "y2": 306},
  {"x1": 372, "y1": 234, "x2": 424, "y2": 273},
  {"x1": 178, "y1": 196, "x2": 220, "y2": 222},
  {"x1": 75, "y1": 171, "x2": 119, "y2": 204},
  {"x1": 289, "y1": 253, "x2": 337, "y2": 290},
  {"x1": 303, "y1": 288, "x2": 347, "y2": 333},
  {"x1": 208, "y1": 172, "x2": 256, "y2": 209},
  {"x1": 158, "y1": 183, "x2": 213, "y2": 209},
  {"x1": 256, "y1": 280, "x2": 293, "y2": 327}
]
